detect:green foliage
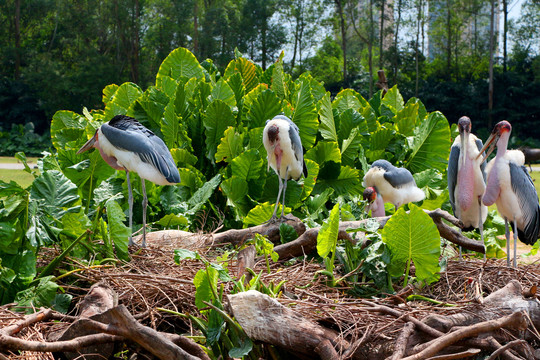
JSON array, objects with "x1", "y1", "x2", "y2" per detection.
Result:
[{"x1": 382, "y1": 205, "x2": 441, "y2": 286}]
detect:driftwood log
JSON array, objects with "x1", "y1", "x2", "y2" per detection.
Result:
[
  {"x1": 226, "y1": 290, "x2": 350, "y2": 360},
  {"x1": 0, "y1": 284, "x2": 209, "y2": 360},
  {"x1": 137, "y1": 209, "x2": 484, "y2": 261}
]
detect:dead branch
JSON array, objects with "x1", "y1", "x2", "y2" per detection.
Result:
[
  {"x1": 236, "y1": 245, "x2": 256, "y2": 283},
  {"x1": 426, "y1": 348, "x2": 481, "y2": 360},
  {"x1": 486, "y1": 339, "x2": 529, "y2": 360},
  {"x1": 214, "y1": 216, "x2": 306, "y2": 245},
  {"x1": 403, "y1": 311, "x2": 528, "y2": 360},
  {"x1": 388, "y1": 322, "x2": 415, "y2": 360},
  {"x1": 0, "y1": 332, "x2": 123, "y2": 353},
  {"x1": 274, "y1": 209, "x2": 483, "y2": 260},
  {"x1": 80, "y1": 305, "x2": 201, "y2": 360}
]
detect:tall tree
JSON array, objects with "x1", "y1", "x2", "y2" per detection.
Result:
[
  {"x1": 334, "y1": 0, "x2": 348, "y2": 85},
  {"x1": 488, "y1": 0, "x2": 495, "y2": 128}
]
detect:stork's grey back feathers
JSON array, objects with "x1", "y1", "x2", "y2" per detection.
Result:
[
  {"x1": 102, "y1": 115, "x2": 180, "y2": 184},
  {"x1": 371, "y1": 159, "x2": 415, "y2": 188},
  {"x1": 509, "y1": 162, "x2": 540, "y2": 245}
]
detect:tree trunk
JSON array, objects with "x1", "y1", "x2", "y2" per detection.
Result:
[
  {"x1": 393, "y1": 0, "x2": 403, "y2": 84},
  {"x1": 335, "y1": 0, "x2": 347, "y2": 86},
  {"x1": 379, "y1": 0, "x2": 386, "y2": 70},
  {"x1": 488, "y1": 0, "x2": 495, "y2": 129},
  {"x1": 502, "y1": 0, "x2": 508, "y2": 72},
  {"x1": 193, "y1": 0, "x2": 199, "y2": 56},
  {"x1": 14, "y1": 0, "x2": 21, "y2": 79},
  {"x1": 415, "y1": 0, "x2": 422, "y2": 97},
  {"x1": 369, "y1": 0, "x2": 375, "y2": 96},
  {"x1": 446, "y1": 0, "x2": 452, "y2": 80},
  {"x1": 130, "y1": 0, "x2": 140, "y2": 83}
]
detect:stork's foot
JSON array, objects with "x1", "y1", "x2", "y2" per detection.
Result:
[
  {"x1": 264, "y1": 215, "x2": 280, "y2": 225},
  {"x1": 280, "y1": 214, "x2": 296, "y2": 222}
]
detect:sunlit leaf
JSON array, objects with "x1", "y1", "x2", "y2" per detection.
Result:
[
  {"x1": 157, "y1": 47, "x2": 205, "y2": 82},
  {"x1": 382, "y1": 204, "x2": 440, "y2": 284},
  {"x1": 318, "y1": 93, "x2": 338, "y2": 142},
  {"x1": 203, "y1": 100, "x2": 236, "y2": 161},
  {"x1": 216, "y1": 127, "x2": 245, "y2": 163},
  {"x1": 317, "y1": 203, "x2": 340, "y2": 258},
  {"x1": 291, "y1": 80, "x2": 318, "y2": 149}
]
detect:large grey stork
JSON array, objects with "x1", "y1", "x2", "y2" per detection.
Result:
[
  {"x1": 448, "y1": 116, "x2": 487, "y2": 258},
  {"x1": 477, "y1": 120, "x2": 540, "y2": 267},
  {"x1": 362, "y1": 159, "x2": 425, "y2": 216},
  {"x1": 263, "y1": 115, "x2": 305, "y2": 222},
  {"x1": 77, "y1": 115, "x2": 180, "y2": 247}
]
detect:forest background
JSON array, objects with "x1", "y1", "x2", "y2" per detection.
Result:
[{"x1": 0, "y1": 0, "x2": 539, "y2": 156}]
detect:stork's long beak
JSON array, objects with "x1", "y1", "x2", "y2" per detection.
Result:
[
  {"x1": 476, "y1": 132, "x2": 498, "y2": 164},
  {"x1": 77, "y1": 134, "x2": 97, "y2": 154}
]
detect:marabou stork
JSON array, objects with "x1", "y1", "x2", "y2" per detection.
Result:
[
  {"x1": 77, "y1": 115, "x2": 180, "y2": 247},
  {"x1": 362, "y1": 159, "x2": 425, "y2": 215},
  {"x1": 448, "y1": 116, "x2": 487, "y2": 258},
  {"x1": 263, "y1": 115, "x2": 305, "y2": 222},
  {"x1": 477, "y1": 120, "x2": 540, "y2": 267}
]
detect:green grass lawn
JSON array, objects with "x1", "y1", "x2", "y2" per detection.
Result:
[
  {"x1": 0, "y1": 169, "x2": 36, "y2": 188},
  {"x1": 0, "y1": 156, "x2": 38, "y2": 164}
]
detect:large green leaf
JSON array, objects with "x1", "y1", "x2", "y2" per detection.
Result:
[
  {"x1": 210, "y1": 78, "x2": 236, "y2": 108},
  {"x1": 406, "y1": 111, "x2": 451, "y2": 174},
  {"x1": 103, "y1": 82, "x2": 143, "y2": 120},
  {"x1": 244, "y1": 202, "x2": 288, "y2": 227},
  {"x1": 271, "y1": 52, "x2": 288, "y2": 99},
  {"x1": 224, "y1": 57, "x2": 259, "y2": 93},
  {"x1": 105, "y1": 199, "x2": 130, "y2": 261},
  {"x1": 246, "y1": 89, "x2": 282, "y2": 129},
  {"x1": 318, "y1": 93, "x2": 338, "y2": 142},
  {"x1": 215, "y1": 127, "x2": 245, "y2": 163},
  {"x1": 394, "y1": 101, "x2": 419, "y2": 137},
  {"x1": 30, "y1": 171, "x2": 80, "y2": 220},
  {"x1": 132, "y1": 86, "x2": 169, "y2": 131},
  {"x1": 157, "y1": 47, "x2": 204, "y2": 82},
  {"x1": 203, "y1": 100, "x2": 236, "y2": 161},
  {"x1": 314, "y1": 166, "x2": 363, "y2": 196},
  {"x1": 305, "y1": 141, "x2": 341, "y2": 180},
  {"x1": 341, "y1": 128, "x2": 362, "y2": 167},
  {"x1": 381, "y1": 86, "x2": 404, "y2": 116},
  {"x1": 50, "y1": 111, "x2": 87, "y2": 150},
  {"x1": 161, "y1": 101, "x2": 180, "y2": 148},
  {"x1": 193, "y1": 266, "x2": 218, "y2": 309},
  {"x1": 291, "y1": 81, "x2": 319, "y2": 149},
  {"x1": 220, "y1": 176, "x2": 250, "y2": 219},
  {"x1": 317, "y1": 203, "x2": 340, "y2": 258},
  {"x1": 187, "y1": 174, "x2": 221, "y2": 213},
  {"x1": 300, "y1": 159, "x2": 319, "y2": 201},
  {"x1": 13, "y1": 276, "x2": 59, "y2": 313},
  {"x1": 231, "y1": 149, "x2": 264, "y2": 181},
  {"x1": 332, "y1": 89, "x2": 362, "y2": 113},
  {"x1": 381, "y1": 205, "x2": 440, "y2": 284}
]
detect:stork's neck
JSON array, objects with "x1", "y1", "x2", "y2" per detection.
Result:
[{"x1": 496, "y1": 131, "x2": 510, "y2": 158}]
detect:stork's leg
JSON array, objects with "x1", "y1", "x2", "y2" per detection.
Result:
[
  {"x1": 127, "y1": 171, "x2": 134, "y2": 246},
  {"x1": 479, "y1": 198, "x2": 485, "y2": 261},
  {"x1": 271, "y1": 176, "x2": 283, "y2": 222},
  {"x1": 141, "y1": 179, "x2": 148, "y2": 248},
  {"x1": 513, "y1": 218, "x2": 518, "y2": 268},
  {"x1": 504, "y1": 218, "x2": 510, "y2": 267},
  {"x1": 280, "y1": 168, "x2": 289, "y2": 219}
]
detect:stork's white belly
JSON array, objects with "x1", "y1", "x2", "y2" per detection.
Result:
[
  {"x1": 363, "y1": 167, "x2": 424, "y2": 207},
  {"x1": 486, "y1": 156, "x2": 524, "y2": 228},
  {"x1": 263, "y1": 119, "x2": 303, "y2": 180}
]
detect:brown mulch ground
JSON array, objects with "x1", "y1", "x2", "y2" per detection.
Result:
[{"x1": 2, "y1": 241, "x2": 540, "y2": 359}]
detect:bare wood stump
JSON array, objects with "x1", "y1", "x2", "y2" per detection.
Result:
[{"x1": 226, "y1": 290, "x2": 348, "y2": 359}]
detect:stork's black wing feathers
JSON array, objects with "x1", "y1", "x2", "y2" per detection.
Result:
[
  {"x1": 102, "y1": 116, "x2": 180, "y2": 184},
  {"x1": 447, "y1": 144, "x2": 460, "y2": 215},
  {"x1": 509, "y1": 162, "x2": 540, "y2": 245},
  {"x1": 372, "y1": 159, "x2": 415, "y2": 188}
]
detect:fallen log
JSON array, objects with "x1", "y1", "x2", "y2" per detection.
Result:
[
  {"x1": 274, "y1": 209, "x2": 483, "y2": 260},
  {"x1": 226, "y1": 290, "x2": 348, "y2": 359}
]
